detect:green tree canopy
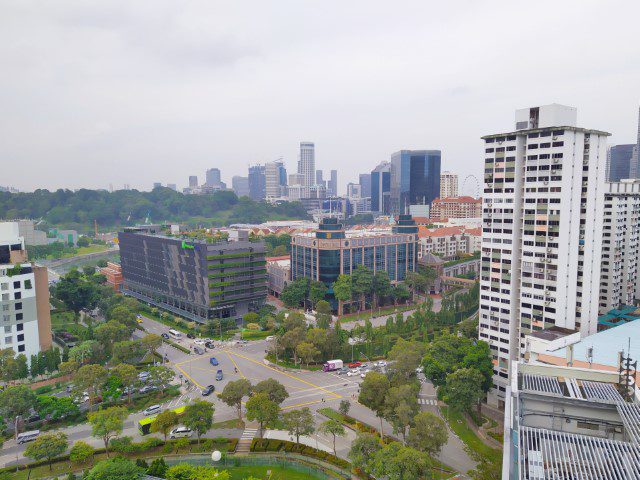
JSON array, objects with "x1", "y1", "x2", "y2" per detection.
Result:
[
  {"x1": 182, "y1": 400, "x2": 214, "y2": 443},
  {"x1": 359, "y1": 371, "x2": 391, "y2": 437},
  {"x1": 69, "y1": 440, "x2": 95, "y2": 465},
  {"x1": 252, "y1": 378, "x2": 289, "y2": 405},
  {"x1": 246, "y1": 392, "x2": 279, "y2": 437},
  {"x1": 442, "y1": 367, "x2": 485, "y2": 413},
  {"x1": 151, "y1": 410, "x2": 179, "y2": 441},
  {"x1": 220, "y1": 378, "x2": 252, "y2": 420},
  {"x1": 281, "y1": 407, "x2": 315, "y2": 444},
  {"x1": 86, "y1": 457, "x2": 145, "y2": 480},
  {"x1": 24, "y1": 432, "x2": 68, "y2": 470},
  {"x1": 407, "y1": 411, "x2": 448, "y2": 456},
  {"x1": 87, "y1": 406, "x2": 128, "y2": 456},
  {"x1": 0, "y1": 384, "x2": 37, "y2": 420}
]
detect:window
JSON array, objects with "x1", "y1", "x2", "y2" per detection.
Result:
[
  {"x1": 15, "y1": 313, "x2": 23, "y2": 321},
  {"x1": 13, "y1": 281, "x2": 20, "y2": 289},
  {"x1": 15, "y1": 302, "x2": 22, "y2": 311},
  {"x1": 24, "y1": 279, "x2": 32, "y2": 289},
  {"x1": 4, "y1": 336, "x2": 12, "y2": 345},
  {"x1": 17, "y1": 344, "x2": 25, "y2": 352},
  {"x1": 577, "y1": 421, "x2": 599, "y2": 431},
  {"x1": 14, "y1": 292, "x2": 21, "y2": 300}
]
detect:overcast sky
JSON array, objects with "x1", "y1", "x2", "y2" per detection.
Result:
[{"x1": 1, "y1": 1, "x2": 639, "y2": 194}]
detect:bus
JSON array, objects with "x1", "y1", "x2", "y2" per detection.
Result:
[
  {"x1": 138, "y1": 406, "x2": 186, "y2": 435},
  {"x1": 17, "y1": 430, "x2": 40, "y2": 444},
  {"x1": 168, "y1": 329, "x2": 182, "y2": 340}
]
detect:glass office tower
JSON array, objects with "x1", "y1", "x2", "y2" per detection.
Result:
[{"x1": 390, "y1": 150, "x2": 441, "y2": 214}]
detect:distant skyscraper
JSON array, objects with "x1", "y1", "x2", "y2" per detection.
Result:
[
  {"x1": 206, "y1": 168, "x2": 221, "y2": 186},
  {"x1": 439, "y1": 171, "x2": 458, "y2": 198},
  {"x1": 232, "y1": 176, "x2": 250, "y2": 197},
  {"x1": 371, "y1": 162, "x2": 391, "y2": 214},
  {"x1": 265, "y1": 160, "x2": 287, "y2": 198},
  {"x1": 346, "y1": 183, "x2": 361, "y2": 198},
  {"x1": 328, "y1": 170, "x2": 338, "y2": 196},
  {"x1": 630, "y1": 106, "x2": 640, "y2": 179},
  {"x1": 298, "y1": 142, "x2": 315, "y2": 187},
  {"x1": 316, "y1": 170, "x2": 324, "y2": 186},
  {"x1": 359, "y1": 173, "x2": 371, "y2": 198},
  {"x1": 248, "y1": 165, "x2": 266, "y2": 201},
  {"x1": 189, "y1": 176, "x2": 198, "y2": 188},
  {"x1": 153, "y1": 182, "x2": 162, "y2": 189},
  {"x1": 606, "y1": 145, "x2": 635, "y2": 181},
  {"x1": 288, "y1": 173, "x2": 305, "y2": 186},
  {"x1": 390, "y1": 150, "x2": 441, "y2": 214},
  {"x1": 167, "y1": 184, "x2": 177, "y2": 191},
  {"x1": 479, "y1": 104, "x2": 609, "y2": 407}
]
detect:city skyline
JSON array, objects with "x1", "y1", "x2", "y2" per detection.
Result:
[{"x1": 1, "y1": 2, "x2": 639, "y2": 192}]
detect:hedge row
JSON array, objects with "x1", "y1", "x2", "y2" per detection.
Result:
[
  {"x1": 250, "y1": 438, "x2": 351, "y2": 470},
  {"x1": 0, "y1": 437, "x2": 238, "y2": 475}
]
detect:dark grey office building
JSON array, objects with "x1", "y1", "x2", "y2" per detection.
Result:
[
  {"x1": 371, "y1": 162, "x2": 391, "y2": 214},
  {"x1": 119, "y1": 229, "x2": 267, "y2": 323},
  {"x1": 248, "y1": 165, "x2": 266, "y2": 201},
  {"x1": 607, "y1": 144, "x2": 635, "y2": 182},
  {"x1": 390, "y1": 150, "x2": 441, "y2": 214},
  {"x1": 359, "y1": 173, "x2": 371, "y2": 198}
]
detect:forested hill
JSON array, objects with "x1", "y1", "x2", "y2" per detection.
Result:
[{"x1": 0, "y1": 188, "x2": 310, "y2": 230}]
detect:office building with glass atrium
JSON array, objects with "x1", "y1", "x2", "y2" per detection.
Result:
[{"x1": 290, "y1": 216, "x2": 419, "y2": 297}]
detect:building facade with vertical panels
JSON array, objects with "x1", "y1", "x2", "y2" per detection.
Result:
[
  {"x1": 439, "y1": 171, "x2": 459, "y2": 198},
  {"x1": 0, "y1": 222, "x2": 51, "y2": 361},
  {"x1": 606, "y1": 144, "x2": 635, "y2": 182},
  {"x1": 290, "y1": 216, "x2": 418, "y2": 293},
  {"x1": 371, "y1": 162, "x2": 391, "y2": 214},
  {"x1": 298, "y1": 142, "x2": 316, "y2": 187},
  {"x1": 430, "y1": 196, "x2": 482, "y2": 219},
  {"x1": 248, "y1": 165, "x2": 266, "y2": 201},
  {"x1": 390, "y1": 150, "x2": 441, "y2": 214},
  {"x1": 479, "y1": 104, "x2": 609, "y2": 408},
  {"x1": 598, "y1": 180, "x2": 640, "y2": 313},
  {"x1": 119, "y1": 229, "x2": 267, "y2": 323}
]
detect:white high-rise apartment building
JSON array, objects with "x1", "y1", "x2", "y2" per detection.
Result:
[
  {"x1": 598, "y1": 180, "x2": 640, "y2": 313},
  {"x1": 265, "y1": 160, "x2": 285, "y2": 199},
  {"x1": 0, "y1": 222, "x2": 52, "y2": 361},
  {"x1": 440, "y1": 171, "x2": 459, "y2": 198},
  {"x1": 479, "y1": 104, "x2": 609, "y2": 407},
  {"x1": 298, "y1": 142, "x2": 315, "y2": 187}
]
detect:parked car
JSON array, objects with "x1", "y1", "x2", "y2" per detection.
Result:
[
  {"x1": 136, "y1": 314, "x2": 143, "y2": 324},
  {"x1": 161, "y1": 333, "x2": 170, "y2": 339},
  {"x1": 347, "y1": 369, "x2": 360, "y2": 377},
  {"x1": 139, "y1": 385, "x2": 158, "y2": 394},
  {"x1": 265, "y1": 335, "x2": 274, "y2": 341},
  {"x1": 194, "y1": 339, "x2": 206, "y2": 345},
  {"x1": 170, "y1": 427, "x2": 193, "y2": 439},
  {"x1": 143, "y1": 405, "x2": 161, "y2": 416},
  {"x1": 348, "y1": 361, "x2": 362, "y2": 368},
  {"x1": 216, "y1": 370, "x2": 223, "y2": 381},
  {"x1": 416, "y1": 366, "x2": 424, "y2": 373},
  {"x1": 26, "y1": 413, "x2": 41, "y2": 424},
  {"x1": 377, "y1": 360, "x2": 388, "y2": 367},
  {"x1": 360, "y1": 370, "x2": 371, "y2": 378},
  {"x1": 337, "y1": 366, "x2": 350, "y2": 375},
  {"x1": 186, "y1": 333, "x2": 195, "y2": 339},
  {"x1": 205, "y1": 341, "x2": 215, "y2": 349},
  {"x1": 201, "y1": 385, "x2": 215, "y2": 396},
  {"x1": 193, "y1": 346, "x2": 205, "y2": 355},
  {"x1": 138, "y1": 371, "x2": 150, "y2": 381},
  {"x1": 209, "y1": 357, "x2": 219, "y2": 366}
]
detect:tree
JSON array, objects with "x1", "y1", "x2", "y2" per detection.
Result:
[
  {"x1": 296, "y1": 341, "x2": 320, "y2": 367},
  {"x1": 15, "y1": 354, "x2": 28, "y2": 379},
  {"x1": 147, "y1": 458, "x2": 169, "y2": 478},
  {"x1": 348, "y1": 432, "x2": 382, "y2": 470},
  {"x1": 315, "y1": 300, "x2": 332, "y2": 329},
  {"x1": 107, "y1": 305, "x2": 138, "y2": 329},
  {"x1": 252, "y1": 378, "x2": 289, "y2": 405},
  {"x1": 392, "y1": 284, "x2": 410, "y2": 305},
  {"x1": 280, "y1": 327, "x2": 306, "y2": 365},
  {"x1": 69, "y1": 440, "x2": 95, "y2": 465},
  {"x1": 148, "y1": 365, "x2": 174, "y2": 392},
  {"x1": 369, "y1": 442, "x2": 431, "y2": 480},
  {"x1": 358, "y1": 372, "x2": 390, "y2": 437},
  {"x1": 332, "y1": 274, "x2": 352, "y2": 315},
  {"x1": 319, "y1": 419, "x2": 346, "y2": 456},
  {"x1": 468, "y1": 455, "x2": 502, "y2": 480},
  {"x1": 112, "y1": 363, "x2": 138, "y2": 404},
  {"x1": 309, "y1": 280, "x2": 327, "y2": 307},
  {"x1": 69, "y1": 340, "x2": 104, "y2": 365},
  {"x1": 111, "y1": 340, "x2": 144, "y2": 364},
  {"x1": 86, "y1": 457, "x2": 145, "y2": 480},
  {"x1": 59, "y1": 359, "x2": 79, "y2": 376},
  {"x1": 74, "y1": 364, "x2": 106, "y2": 410},
  {"x1": 372, "y1": 271, "x2": 392, "y2": 307},
  {"x1": 384, "y1": 384, "x2": 419, "y2": 443},
  {"x1": 95, "y1": 321, "x2": 131, "y2": 354},
  {"x1": 0, "y1": 348, "x2": 17, "y2": 381},
  {"x1": 36, "y1": 395, "x2": 80, "y2": 420},
  {"x1": 220, "y1": 379, "x2": 252, "y2": 421},
  {"x1": 408, "y1": 411, "x2": 448, "y2": 455},
  {"x1": 182, "y1": 400, "x2": 214, "y2": 443},
  {"x1": 443, "y1": 367, "x2": 485, "y2": 413},
  {"x1": 140, "y1": 334, "x2": 162, "y2": 357},
  {"x1": 339, "y1": 399, "x2": 351, "y2": 417},
  {"x1": 282, "y1": 407, "x2": 315, "y2": 444},
  {"x1": 245, "y1": 392, "x2": 279, "y2": 437},
  {"x1": 88, "y1": 406, "x2": 128, "y2": 456},
  {"x1": 0, "y1": 384, "x2": 36, "y2": 421},
  {"x1": 151, "y1": 410, "x2": 179, "y2": 441},
  {"x1": 280, "y1": 278, "x2": 308, "y2": 309},
  {"x1": 387, "y1": 338, "x2": 426, "y2": 384},
  {"x1": 24, "y1": 432, "x2": 68, "y2": 470},
  {"x1": 351, "y1": 265, "x2": 374, "y2": 311}
]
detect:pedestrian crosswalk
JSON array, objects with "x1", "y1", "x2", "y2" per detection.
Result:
[
  {"x1": 418, "y1": 398, "x2": 437, "y2": 405},
  {"x1": 236, "y1": 428, "x2": 259, "y2": 453},
  {"x1": 241, "y1": 428, "x2": 259, "y2": 440}
]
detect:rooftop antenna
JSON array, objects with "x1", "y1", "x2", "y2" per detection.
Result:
[{"x1": 617, "y1": 337, "x2": 637, "y2": 401}]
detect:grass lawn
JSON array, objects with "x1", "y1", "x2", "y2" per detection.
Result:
[
  {"x1": 440, "y1": 407, "x2": 501, "y2": 461},
  {"x1": 226, "y1": 465, "x2": 324, "y2": 480},
  {"x1": 240, "y1": 329, "x2": 274, "y2": 340},
  {"x1": 63, "y1": 244, "x2": 110, "y2": 257},
  {"x1": 338, "y1": 304, "x2": 415, "y2": 323}
]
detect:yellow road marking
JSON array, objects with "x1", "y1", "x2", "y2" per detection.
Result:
[
  {"x1": 281, "y1": 399, "x2": 326, "y2": 410},
  {"x1": 174, "y1": 364, "x2": 204, "y2": 389},
  {"x1": 222, "y1": 349, "x2": 341, "y2": 399},
  {"x1": 224, "y1": 350, "x2": 246, "y2": 379}
]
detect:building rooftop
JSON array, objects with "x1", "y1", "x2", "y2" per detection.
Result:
[
  {"x1": 598, "y1": 305, "x2": 640, "y2": 329},
  {"x1": 527, "y1": 326, "x2": 577, "y2": 342},
  {"x1": 432, "y1": 196, "x2": 481, "y2": 204},
  {"x1": 548, "y1": 320, "x2": 640, "y2": 368}
]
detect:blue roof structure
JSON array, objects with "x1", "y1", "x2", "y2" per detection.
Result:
[{"x1": 598, "y1": 305, "x2": 640, "y2": 329}]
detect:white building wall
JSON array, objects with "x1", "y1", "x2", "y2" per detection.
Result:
[{"x1": 479, "y1": 105, "x2": 609, "y2": 407}]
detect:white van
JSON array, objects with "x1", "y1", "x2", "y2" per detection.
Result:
[
  {"x1": 168, "y1": 329, "x2": 182, "y2": 340},
  {"x1": 169, "y1": 426, "x2": 193, "y2": 439},
  {"x1": 17, "y1": 430, "x2": 40, "y2": 444},
  {"x1": 143, "y1": 405, "x2": 161, "y2": 416}
]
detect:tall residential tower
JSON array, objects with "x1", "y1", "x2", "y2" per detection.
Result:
[
  {"x1": 298, "y1": 142, "x2": 316, "y2": 187},
  {"x1": 478, "y1": 104, "x2": 609, "y2": 407}
]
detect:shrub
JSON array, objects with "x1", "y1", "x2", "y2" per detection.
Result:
[
  {"x1": 110, "y1": 436, "x2": 138, "y2": 454},
  {"x1": 35, "y1": 385, "x2": 53, "y2": 395},
  {"x1": 246, "y1": 322, "x2": 260, "y2": 330},
  {"x1": 142, "y1": 437, "x2": 164, "y2": 449}
]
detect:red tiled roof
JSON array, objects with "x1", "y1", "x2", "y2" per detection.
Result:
[
  {"x1": 418, "y1": 226, "x2": 465, "y2": 238},
  {"x1": 432, "y1": 196, "x2": 481, "y2": 204}
]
